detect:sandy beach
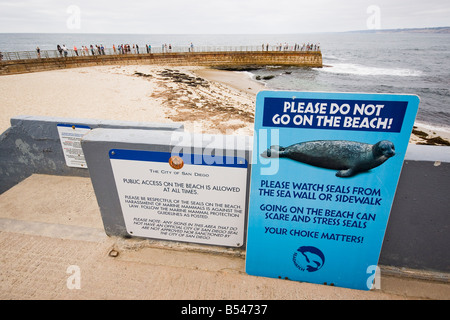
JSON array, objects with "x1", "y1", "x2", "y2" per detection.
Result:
[
  {"x1": 0, "y1": 64, "x2": 449, "y2": 144},
  {"x1": 0, "y1": 65, "x2": 262, "y2": 137}
]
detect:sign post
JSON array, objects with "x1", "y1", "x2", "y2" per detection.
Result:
[{"x1": 245, "y1": 91, "x2": 419, "y2": 290}]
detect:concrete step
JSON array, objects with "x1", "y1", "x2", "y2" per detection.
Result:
[{"x1": 0, "y1": 174, "x2": 448, "y2": 300}]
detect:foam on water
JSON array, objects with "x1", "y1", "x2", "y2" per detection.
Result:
[
  {"x1": 414, "y1": 121, "x2": 450, "y2": 135},
  {"x1": 321, "y1": 63, "x2": 423, "y2": 77}
]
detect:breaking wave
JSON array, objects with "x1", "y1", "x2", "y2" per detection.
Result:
[{"x1": 321, "y1": 63, "x2": 423, "y2": 77}]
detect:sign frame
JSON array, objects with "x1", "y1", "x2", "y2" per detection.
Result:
[
  {"x1": 245, "y1": 91, "x2": 420, "y2": 290},
  {"x1": 109, "y1": 149, "x2": 249, "y2": 247}
]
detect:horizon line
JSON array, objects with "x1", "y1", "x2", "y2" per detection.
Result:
[{"x1": 0, "y1": 26, "x2": 449, "y2": 35}]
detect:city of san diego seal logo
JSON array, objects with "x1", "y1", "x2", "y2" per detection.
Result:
[{"x1": 293, "y1": 246, "x2": 325, "y2": 272}]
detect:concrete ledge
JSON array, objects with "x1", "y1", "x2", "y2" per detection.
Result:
[
  {"x1": 0, "y1": 115, "x2": 183, "y2": 194},
  {"x1": 80, "y1": 128, "x2": 449, "y2": 274},
  {"x1": 0, "y1": 51, "x2": 323, "y2": 75},
  {"x1": 380, "y1": 145, "x2": 450, "y2": 272},
  {"x1": 1, "y1": 118, "x2": 448, "y2": 274}
]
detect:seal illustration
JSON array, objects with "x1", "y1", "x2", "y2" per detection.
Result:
[{"x1": 261, "y1": 140, "x2": 395, "y2": 177}]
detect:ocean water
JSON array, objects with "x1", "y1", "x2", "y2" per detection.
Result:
[
  {"x1": 249, "y1": 33, "x2": 450, "y2": 131},
  {"x1": 1, "y1": 32, "x2": 449, "y2": 130}
]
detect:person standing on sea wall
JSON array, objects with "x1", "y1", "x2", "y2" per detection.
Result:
[{"x1": 62, "y1": 45, "x2": 68, "y2": 57}]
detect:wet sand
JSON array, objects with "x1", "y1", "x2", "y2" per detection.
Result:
[{"x1": 194, "y1": 68, "x2": 265, "y2": 95}]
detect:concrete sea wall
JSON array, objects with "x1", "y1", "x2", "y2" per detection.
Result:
[{"x1": 0, "y1": 51, "x2": 323, "y2": 75}]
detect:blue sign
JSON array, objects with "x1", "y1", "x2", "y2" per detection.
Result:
[{"x1": 245, "y1": 91, "x2": 420, "y2": 290}]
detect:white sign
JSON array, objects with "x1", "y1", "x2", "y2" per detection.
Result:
[
  {"x1": 57, "y1": 124, "x2": 90, "y2": 168},
  {"x1": 109, "y1": 149, "x2": 248, "y2": 247}
]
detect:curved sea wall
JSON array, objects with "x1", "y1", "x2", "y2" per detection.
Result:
[{"x1": 0, "y1": 51, "x2": 322, "y2": 75}]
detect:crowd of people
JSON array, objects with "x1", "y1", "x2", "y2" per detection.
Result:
[
  {"x1": 54, "y1": 44, "x2": 108, "y2": 57},
  {"x1": 0, "y1": 43, "x2": 191, "y2": 60},
  {"x1": 50, "y1": 43, "x2": 180, "y2": 57},
  {"x1": 1, "y1": 42, "x2": 320, "y2": 60},
  {"x1": 263, "y1": 43, "x2": 320, "y2": 52},
  {"x1": 50, "y1": 42, "x2": 319, "y2": 57}
]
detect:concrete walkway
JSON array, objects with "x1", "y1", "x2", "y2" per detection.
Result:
[{"x1": 1, "y1": 175, "x2": 448, "y2": 300}]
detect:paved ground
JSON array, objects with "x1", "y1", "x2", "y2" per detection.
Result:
[{"x1": 1, "y1": 175, "x2": 449, "y2": 300}]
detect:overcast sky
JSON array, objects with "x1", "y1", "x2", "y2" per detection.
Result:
[{"x1": 1, "y1": 0, "x2": 449, "y2": 34}]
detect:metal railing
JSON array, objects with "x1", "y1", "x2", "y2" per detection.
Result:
[{"x1": 0, "y1": 45, "x2": 321, "y2": 61}]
